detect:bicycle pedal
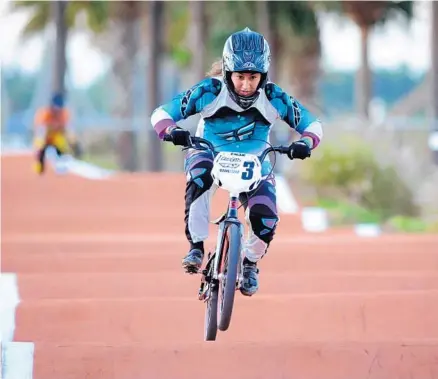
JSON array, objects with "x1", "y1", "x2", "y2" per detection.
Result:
[
  {"x1": 198, "y1": 289, "x2": 208, "y2": 301},
  {"x1": 184, "y1": 266, "x2": 200, "y2": 275}
]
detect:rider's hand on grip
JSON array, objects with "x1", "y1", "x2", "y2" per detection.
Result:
[
  {"x1": 165, "y1": 127, "x2": 191, "y2": 147},
  {"x1": 287, "y1": 141, "x2": 311, "y2": 160}
]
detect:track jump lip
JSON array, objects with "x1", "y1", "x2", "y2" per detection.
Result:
[
  {"x1": 2, "y1": 232, "x2": 438, "y2": 244},
  {"x1": 31, "y1": 338, "x2": 438, "y2": 348},
  {"x1": 14, "y1": 289, "x2": 438, "y2": 304}
]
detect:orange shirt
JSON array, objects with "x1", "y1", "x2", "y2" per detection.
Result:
[{"x1": 34, "y1": 107, "x2": 70, "y2": 133}]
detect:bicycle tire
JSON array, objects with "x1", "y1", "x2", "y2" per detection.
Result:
[
  {"x1": 218, "y1": 222, "x2": 241, "y2": 331},
  {"x1": 204, "y1": 285, "x2": 218, "y2": 341}
]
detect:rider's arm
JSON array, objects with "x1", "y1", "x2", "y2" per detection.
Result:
[
  {"x1": 265, "y1": 83, "x2": 323, "y2": 149},
  {"x1": 34, "y1": 108, "x2": 46, "y2": 128},
  {"x1": 33, "y1": 108, "x2": 48, "y2": 140},
  {"x1": 62, "y1": 108, "x2": 71, "y2": 128},
  {"x1": 150, "y1": 78, "x2": 222, "y2": 139}
]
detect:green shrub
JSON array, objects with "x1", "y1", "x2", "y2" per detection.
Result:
[
  {"x1": 302, "y1": 136, "x2": 418, "y2": 221},
  {"x1": 362, "y1": 165, "x2": 419, "y2": 219},
  {"x1": 385, "y1": 216, "x2": 429, "y2": 233},
  {"x1": 302, "y1": 137, "x2": 376, "y2": 197},
  {"x1": 316, "y1": 198, "x2": 383, "y2": 225}
]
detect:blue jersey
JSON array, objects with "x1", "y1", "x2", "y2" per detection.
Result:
[{"x1": 151, "y1": 77, "x2": 323, "y2": 174}]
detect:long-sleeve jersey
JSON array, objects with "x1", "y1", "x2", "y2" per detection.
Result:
[{"x1": 151, "y1": 76, "x2": 323, "y2": 174}]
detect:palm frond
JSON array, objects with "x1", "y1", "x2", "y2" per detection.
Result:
[
  {"x1": 269, "y1": 1, "x2": 319, "y2": 37},
  {"x1": 84, "y1": 1, "x2": 109, "y2": 33},
  {"x1": 377, "y1": 1, "x2": 414, "y2": 25},
  {"x1": 8, "y1": 0, "x2": 44, "y2": 12},
  {"x1": 19, "y1": 3, "x2": 51, "y2": 39},
  {"x1": 10, "y1": 0, "x2": 110, "y2": 39},
  {"x1": 65, "y1": 1, "x2": 109, "y2": 32}
]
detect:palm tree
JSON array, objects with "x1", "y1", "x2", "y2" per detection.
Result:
[
  {"x1": 143, "y1": 0, "x2": 165, "y2": 172},
  {"x1": 85, "y1": 1, "x2": 165, "y2": 172},
  {"x1": 10, "y1": 1, "x2": 107, "y2": 96},
  {"x1": 52, "y1": 1, "x2": 67, "y2": 97},
  {"x1": 189, "y1": 1, "x2": 207, "y2": 82},
  {"x1": 432, "y1": 0, "x2": 438, "y2": 166},
  {"x1": 433, "y1": 1, "x2": 438, "y2": 125},
  {"x1": 105, "y1": 1, "x2": 141, "y2": 171},
  {"x1": 254, "y1": 1, "x2": 277, "y2": 81},
  {"x1": 341, "y1": 1, "x2": 413, "y2": 119},
  {"x1": 267, "y1": 1, "x2": 322, "y2": 107}
]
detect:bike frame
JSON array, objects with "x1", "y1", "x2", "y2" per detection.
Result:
[
  {"x1": 228, "y1": 195, "x2": 239, "y2": 220},
  {"x1": 212, "y1": 194, "x2": 243, "y2": 279}
]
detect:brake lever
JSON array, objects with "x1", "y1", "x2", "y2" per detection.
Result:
[{"x1": 181, "y1": 135, "x2": 195, "y2": 151}]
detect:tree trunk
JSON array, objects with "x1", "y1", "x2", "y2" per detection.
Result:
[
  {"x1": 432, "y1": 1, "x2": 438, "y2": 123},
  {"x1": 431, "y1": 1, "x2": 438, "y2": 164},
  {"x1": 256, "y1": 1, "x2": 276, "y2": 82},
  {"x1": 146, "y1": 1, "x2": 164, "y2": 172},
  {"x1": 287, "y1": 34, "x2": 321, "y2": 110},
  {"x1": 110, "y1": 1, "x2": 139, "y2": 171},
  {"x1": 189, "y1": 1, "x2": 206, "y2": 81},
  {"x1": 357, "y1": 24, "x2": 371, "y2": 120},
  {"x1": 52, "y1": 0, "x2": 68, "y2": 96}
]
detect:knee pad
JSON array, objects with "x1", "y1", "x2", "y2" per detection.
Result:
[
  {"x1": 249, "y1": 204, "x2": 279, "y2": 244},
  {"x1": 189, "y1": 166, "x2": 213, "y2": 189},
  {"x1": 185, "y1": 160, "x2": 214, "y2": 244},
  {"x1": 186, "y1": 156, "x2": 214, "y2": 190}
]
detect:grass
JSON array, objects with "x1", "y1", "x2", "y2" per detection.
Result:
[
  {"x1": 315, "y1": 198, "x2": 438, "y2": 233},
  {"x1": 385, "y1": 215, "x2": 437, "y2": 233},
  {"x1": 315, "y1": 198, "x2": 383, "y2": 225},
  {"x1": 79, "y1": 153, "x2": 119, "y2": 171}
]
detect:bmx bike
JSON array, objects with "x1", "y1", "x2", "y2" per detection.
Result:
[{"x1": 165, "y1": 134, "x2": 295, "y2": 341}]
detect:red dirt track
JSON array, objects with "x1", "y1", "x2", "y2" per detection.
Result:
[{"x1": 2, "y1": 155, "x2": 438, "y2": 379}]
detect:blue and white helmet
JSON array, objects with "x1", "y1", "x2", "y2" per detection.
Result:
[{"x1": 222, "y1": 27, "x2": 271, "y2": 109}]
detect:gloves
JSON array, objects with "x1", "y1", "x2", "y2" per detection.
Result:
[
  {"x1": 165, "y1": 126, "x2": 191, "y2": 146},
  {"x1": 287, "y1": 141, "x2": 311, "y2": 160}
]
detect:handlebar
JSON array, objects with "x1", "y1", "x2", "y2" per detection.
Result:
[{"x1": 163, "y1": 134, "x2": 291, "y2": 163}]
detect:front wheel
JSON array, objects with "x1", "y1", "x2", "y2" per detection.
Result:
[
  {"x1": 204, "y1": 285, "x2": 218, "y2": 341},
  {"x1": 218, "y1": 222, "x2": 242, "y2": 331}
]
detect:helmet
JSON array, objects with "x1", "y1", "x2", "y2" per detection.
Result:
[
  {"x1": 50, "y1": 93, "x2": 64, "y2": 108},
  {"x1": 222, "y1": 27, "x2": 271, "y2": 109}
]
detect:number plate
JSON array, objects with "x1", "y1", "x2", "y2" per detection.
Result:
[{"x1": 211, "y1": 152, "x2": 262, "y2": 194}]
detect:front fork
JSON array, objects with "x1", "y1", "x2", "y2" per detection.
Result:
[
  {"x1": 198, "y1": 201, "x2": 246, "y2": 301},
  {"x1": 197, "y1": 221, "x2": 226, "y2": 301}
]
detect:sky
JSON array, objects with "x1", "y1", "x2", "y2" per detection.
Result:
[{"x1": 0, "y1": 1, "x2": 433, "y2": 88}]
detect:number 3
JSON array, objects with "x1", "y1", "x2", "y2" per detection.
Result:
[{"x1": 241, "y1": 161, "x2": 254, "y2": 180}]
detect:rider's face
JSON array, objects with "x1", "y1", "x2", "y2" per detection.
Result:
[{"x1": 231, "y1": 72, "x2": 261, "y2": 97}]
